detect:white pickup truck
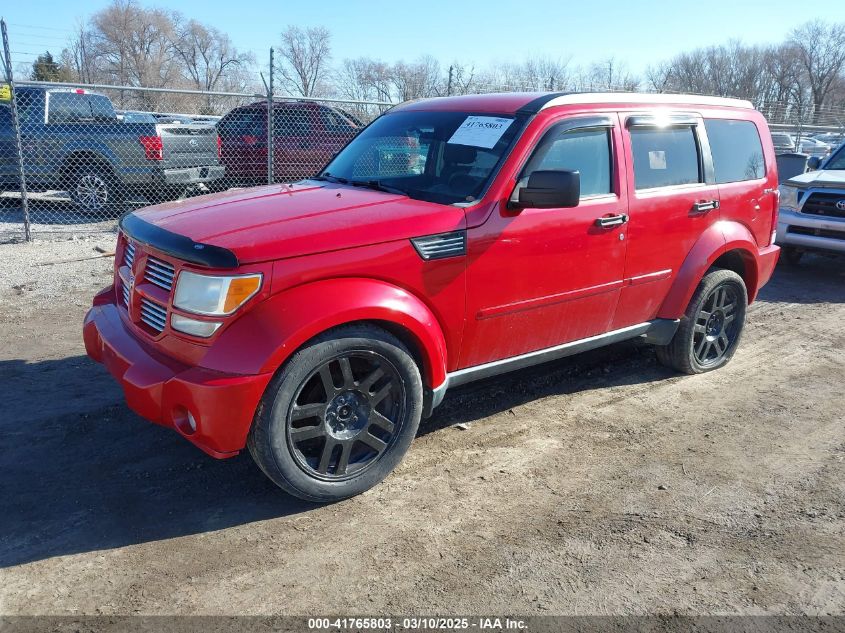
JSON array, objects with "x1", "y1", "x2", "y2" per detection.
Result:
[{"x1": 777, "y1": 143, "x2": 845, "y2": 264}]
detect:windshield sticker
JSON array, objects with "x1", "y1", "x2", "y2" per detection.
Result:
[{"x1": 448, "y1": 116, "x2": 514, "y2": 149}]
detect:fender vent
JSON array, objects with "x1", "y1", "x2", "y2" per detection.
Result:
[{"x1": 411, "y1": 231, "x2": 467, "y2": 261}]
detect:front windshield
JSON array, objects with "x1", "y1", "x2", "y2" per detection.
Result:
[
  {"x1": 826, "y1": 145, "x2": 845, "y2": 170},
  {"x1": 319, "y1": 110, "x2": 525, "y2": 205}
]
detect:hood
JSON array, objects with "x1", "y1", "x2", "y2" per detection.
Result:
[
  {"x1": 786, "y1": 169, "x2": 845, "y2": 189},
  {"x1": 131, "y1": 182, "x2": 467, "y2": 264}
]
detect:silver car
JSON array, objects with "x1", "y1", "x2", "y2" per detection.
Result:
[{"x1": 777, "y1": 144, "x2": 845, "y2": 263}]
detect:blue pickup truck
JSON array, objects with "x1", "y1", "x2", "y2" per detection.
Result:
[{"x1": 0, "y1": 86, "x2": 224, "y2": 213}]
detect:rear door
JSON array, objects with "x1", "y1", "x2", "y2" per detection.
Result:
[
  {"x1": 704, "y1": 116, "x2": 773, "y2": 248},
  {"x1": 611, "y1": 112, "x2": 721, "y2": 329}
]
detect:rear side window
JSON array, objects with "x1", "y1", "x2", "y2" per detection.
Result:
[
  {"x1": 705, "y1": 119, "x2": 765, "y2": 183},
  {"x1": 631, "y1": 127, "x2": 701, "y2": 189},
  {"x1": 525, "y1": 128, "x2": 612, "y2": 197},
  {"x1": 219, "y1": 109, "x2": 264, "y2": 135},
  {"x1": 88, "y1": 95, "x2": 116, "y2": 120},
  {"x1": 274, "y1": 107, "x2": 313, "y2": 135}
]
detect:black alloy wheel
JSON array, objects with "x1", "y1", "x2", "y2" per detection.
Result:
[
  {"x1": 248, "y1": 325, "x2": 423, "y2": 502},
  {"x1": 286, "y1": 351, "x2": 404, "y2": 480},
  {"x1": 656, "y1": 268, "x2": 748, "y2": 374}
]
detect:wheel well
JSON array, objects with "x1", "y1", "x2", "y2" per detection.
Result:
[
  {"x1": 61, "y1": 152, "x2": 115, "y2": 178},
  {"x1": 711, "y1": 249, "x2": 758, "y2": 300},
  {"x1": 276, "y1": 319, "x2": 433, "y2": 389}
]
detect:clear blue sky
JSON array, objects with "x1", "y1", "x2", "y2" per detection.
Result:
[{"x1": 4, "y1": 0, "x2": 845, "y2": 78}]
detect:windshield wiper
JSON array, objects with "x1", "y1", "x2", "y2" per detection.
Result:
[
  {"x1": 311, "y1": 173, "x2": 351, "y2": 184},
  {"x1": 348, "y1": 179, "x2": 408, "y2": 196}
]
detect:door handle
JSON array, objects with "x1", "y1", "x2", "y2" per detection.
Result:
[
  {"x1": 595, "y1": 213, "x2": 629, "y2": 228},
  {"x1": 691, "y1": 200, "x2": 720, "y2": 214}
]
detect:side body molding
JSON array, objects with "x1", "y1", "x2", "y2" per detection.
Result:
[
  {"x1": 657, "y1": 220, "x2": 762, "y2": 319},
  {"x1": 199, "y1": 277, "x2": 449, "y2": 389}
]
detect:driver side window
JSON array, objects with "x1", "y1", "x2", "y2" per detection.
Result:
[{"x1": 524, "y1": 127, "x2": 613, "y2": 197}]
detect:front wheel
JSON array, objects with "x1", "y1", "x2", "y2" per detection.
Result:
[
  {"x1": 248, "y1": 325, "x2": 423, "y2": 502},
  {"x1": 656, "y1": 268, "x2": 748, "y2": 374}
]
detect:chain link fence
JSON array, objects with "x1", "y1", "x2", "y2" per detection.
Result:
[
  {"x1": 2, "y1": 20, "x2": 845, "y2": 242},
  {"x1": 0, "y1": 22, "x2": 392, "y2": 242}
]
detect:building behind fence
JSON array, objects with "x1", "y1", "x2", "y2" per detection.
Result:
[{"x1": 2, "y1": 19, "x2": 845, "y2": 242}]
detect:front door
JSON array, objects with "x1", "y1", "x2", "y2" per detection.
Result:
[{"x1": 460, "y1": 114, "x2": 629, "y2": 368}]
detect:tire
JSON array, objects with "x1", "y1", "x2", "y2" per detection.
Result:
[
  {"x1": 68, "y1": 164, "x2": 124, "y2": 215},
  {"x1": 248, "y1": 324, "x2": 424, "y2": 502},
  {"x1": 782, "y1": 246, "x2": 803, "y2": 266},
  {"x1": 655, "y1": 268, "x2": 748, "y2": 375}
]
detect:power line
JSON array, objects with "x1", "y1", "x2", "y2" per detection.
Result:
[{"x1": 9, "y1": 23, "x2": 76, "y2": 33}]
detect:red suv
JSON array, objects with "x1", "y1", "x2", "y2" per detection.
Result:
[
  {"x1": 84, "y1": 92, "x2": 780, "y2": 501},
  {"x1": 216, "y1": 101, "x2": 361, "y2": 184}
]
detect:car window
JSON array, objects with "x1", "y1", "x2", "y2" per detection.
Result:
[
  {"x1": 274, "y1": 107, "x2": 313, "y2": 136},
  {"x1": 523, "y1": 127, "x2": 612, "y2": 197},
  {"x1": 827, "y1": 145, "x2": 845, "y2": 170},
  {"x1": 704, "y1": 119, "x2": 765, "y2": 183},
  {"x1": 88, "y1": 95, "x2": 116, "y2": 120},
  {"x1": 630, "y1": 126, "x2": 701, "y2": 189},
  {"x1": 320, "y1": 107, "x2": 357, "y2": 134},
  {"x1": 47, "y1": 92, "x2": 93, "y2": 124},
  {"x1": 220, "y1": 109, "x2": 264, "y2": 136}
]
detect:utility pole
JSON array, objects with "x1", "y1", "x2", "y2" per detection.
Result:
[{"x1": 267, "y1": 47, "x2": 274, "y2": 185}]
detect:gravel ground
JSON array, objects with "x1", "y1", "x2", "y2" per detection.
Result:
[{"x1": 0, "y1": 239, "x2": 843, "y2": 616}]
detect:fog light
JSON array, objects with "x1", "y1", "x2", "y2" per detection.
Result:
[
  {"x1": 187, "y1": 412, "x2": 197, "y2": 433},
  {"x1": 771, "y1": 229, "x2": 777, "y2": 245},
  {"x1": 171, "y1": 313, "x2": 222, "y2": 337}
]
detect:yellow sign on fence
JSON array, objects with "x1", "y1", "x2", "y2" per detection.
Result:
[{"x1": 0, "y1": 83, "x2": 11, "y2": 101}]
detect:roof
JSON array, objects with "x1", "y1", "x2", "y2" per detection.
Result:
[{"x1": 392, "y1": 92, "x2": 754, "y2": 115}]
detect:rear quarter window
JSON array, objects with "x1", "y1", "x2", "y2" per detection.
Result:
[
  {"x1": 705, "y1": 119, "x2": 765, "y2": 183},
  {"x1": 631, "y1": 126, "x2": 701, "y2": 189}
]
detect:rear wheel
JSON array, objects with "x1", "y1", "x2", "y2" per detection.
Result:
[
  {"x1": 656, "y1": 268, "x2": 748, "y2": 374},
  {"x1": 248, "y1": 325, "x2": 423, "y2": 502},
  {"x1": 69, "y1": 164, "x2": 123, "y2": 215}
]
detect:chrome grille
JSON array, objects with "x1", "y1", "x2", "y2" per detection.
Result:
[
  {"x1": 140, "y1": 298, "x2": 167, "y2": 333},
  {"x1": 124, "y1": 241, "x2": 136, "y2": 268},
  {"x1": 121, "y1": 282, "x2": 130, "y2": 308},
  {"x1": 144, "y1": 256, "x2": 175, "y2": 292}
]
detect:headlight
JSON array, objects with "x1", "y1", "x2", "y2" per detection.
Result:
[
  {"x1": 778, "y1": 185, "x2": 800, "y2": 211},
  {"x1": 173, "y1": 271, "x2": 262, "y2": 316}
]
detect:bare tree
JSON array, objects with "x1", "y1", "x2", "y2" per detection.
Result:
[
  {"x1": 276, "y1": 25, "x2": 332, "y2": 97},
  {"x1": 789, "y1": 20, "x2": 845, "y2": 120}
]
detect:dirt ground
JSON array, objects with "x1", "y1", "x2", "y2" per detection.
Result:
[{"x1": 0, "y1": 237, "x2": 843, "y2": 616}]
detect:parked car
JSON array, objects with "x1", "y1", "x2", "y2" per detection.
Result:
[
  {"x1": 795, "y1": 136, "x2": 832, "y2": 158},
  {"x1": 810, "y1": 132, "x2": 844, "y2": 147},
  {"x1": 771, "y1": 132, "x2": 796, "y2": 154},
  {"x1": 0, "y1": 87, "x2": 224, "y2": 212},
  {"x1": 216, "y1": 101, "x2": 361, "y2": 185},
  {"x1": 84, "y1": 92, "x2": 780, "y2": 501},
  {"x1": 776, "y1": 142, "x2": 845, "y2": 263}
]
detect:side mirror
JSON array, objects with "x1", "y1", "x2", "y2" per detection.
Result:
[
  {"x1": 516, "y1": 170, "x2": 580, "y2": 209},
  {"x1": 807, "y1": 156, "x2": 822, "y2": 171}
]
